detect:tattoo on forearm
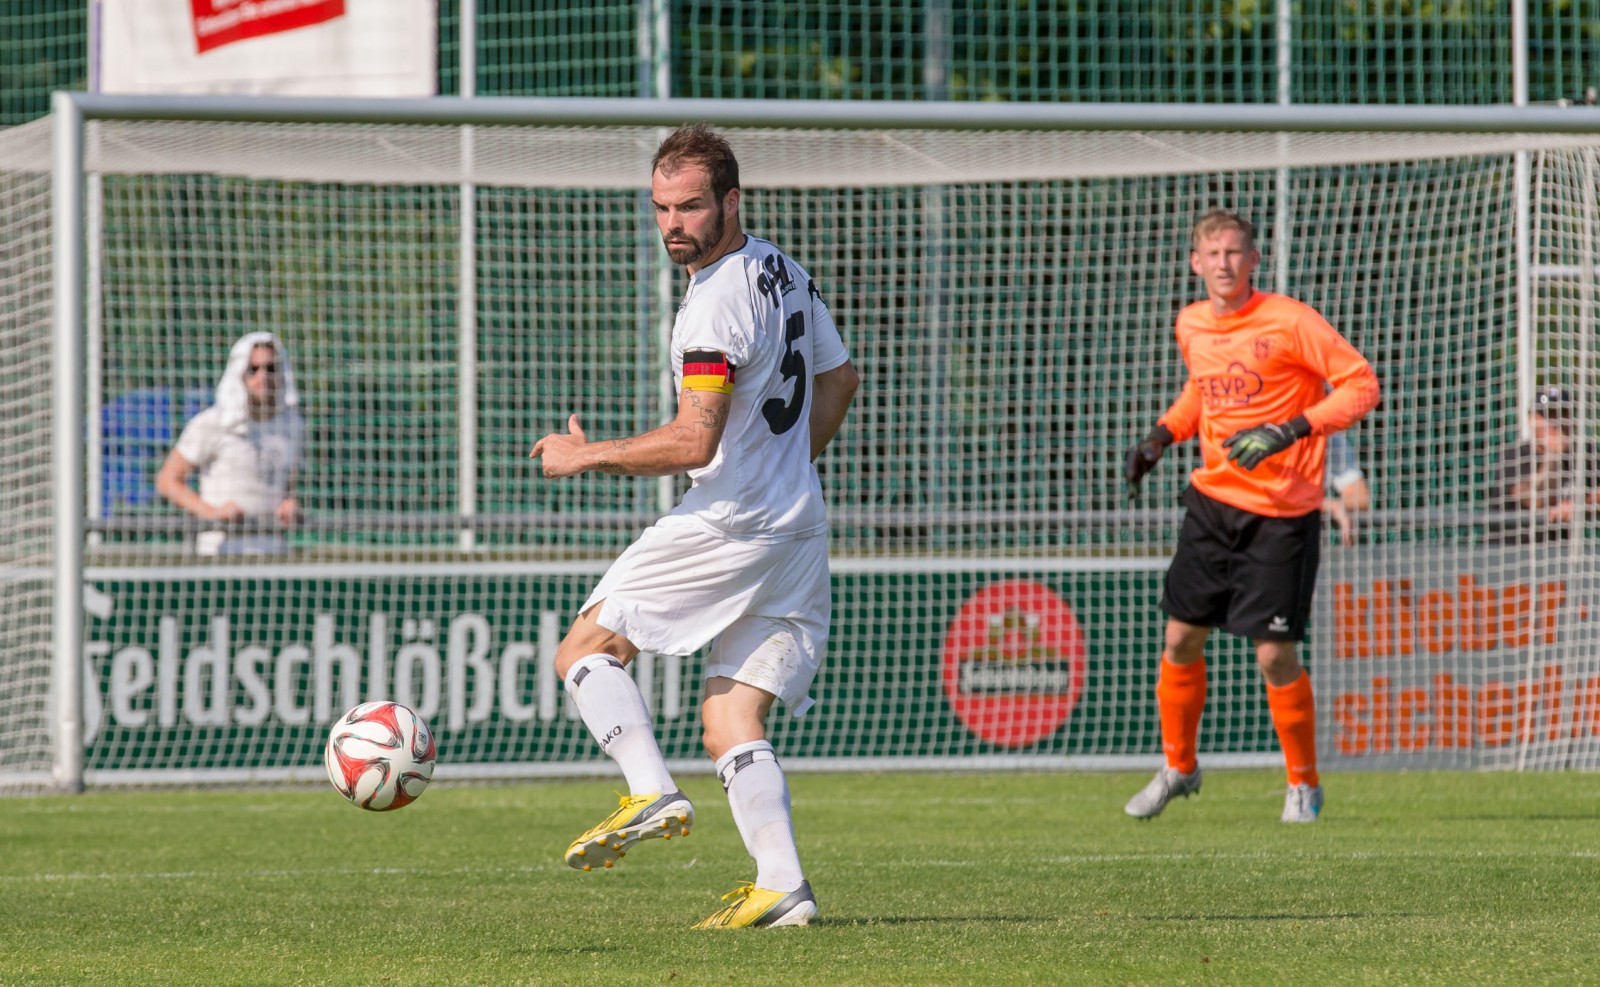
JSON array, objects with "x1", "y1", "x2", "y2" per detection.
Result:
[
  {"x1": 593, "y1": 437, "x2": 632, "y2": 474},
  {"x1": 687, "y1": 391, "x2": 728, "y2": 429}
]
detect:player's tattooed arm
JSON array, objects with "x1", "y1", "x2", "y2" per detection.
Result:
[
  {"x1": 549, "y1": 381, "x2": 729, "y2": 478},
  {"x1": 593, "y1": 437, "x2": 633, "y2": 473},
  {"x1": 668, "y1": 383, "x2": 732, "y2": 471},
  {"x1": 664, "y1": 391, "x2": 724, "y2": 444},
  {"x1": 686, "y1": 390, "x2": 729, "y2": 431}
]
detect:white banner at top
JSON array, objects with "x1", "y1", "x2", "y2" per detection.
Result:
[{"x1": 97, "y1": 0, "x2": 437, "y2": 97}]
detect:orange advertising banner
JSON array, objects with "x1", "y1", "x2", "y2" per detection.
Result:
[{"x1": 1318, "y1": 547, "x2": 1600, "y2": 769}]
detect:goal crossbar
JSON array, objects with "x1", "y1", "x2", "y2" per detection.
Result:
[
  {"x1": 14, "y1": 95, "x2": 1600, "y2": 192},
  {"x1": 54, "y1": 92, "x2": 1600, "y2": 134}
]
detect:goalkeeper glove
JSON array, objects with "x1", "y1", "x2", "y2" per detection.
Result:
[
  {"x1": 1221, "y1": 416, "x2": 1312, "y2": 470},
  {"x1": 1123, "y1": 424, "x2": 1174, "y2": 499}
]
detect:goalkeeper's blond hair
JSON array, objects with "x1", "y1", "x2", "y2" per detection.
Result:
[{"x1": 1192, "y1": 208, "x2": 1257, "y2": 250}]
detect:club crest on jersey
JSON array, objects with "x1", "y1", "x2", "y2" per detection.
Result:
[
  {"x1": 1254, "y1": 338, "x2": 1273, "y2": 360},
  {"x1": 682, "y1": 349, "x2": 736, "y2": 394},
  {"x1": 1195, "y1": 361, "x2": 1264, "y2": 407}
]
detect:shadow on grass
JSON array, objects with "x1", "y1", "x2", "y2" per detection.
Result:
[
  {"x1": 531, "y1": 944, "x2": 626, "y2": 956},
  {"x1": 821, "y1": 912, "x2": 1382, "y2": 926},
  {"x1": 1442, "y1": 814, "x2": 1600, "y2": 822},
  {"x1": 816, "y1": 916, "x2": 1046, "y2": 927},
  {"x1": 1134, "y1": 911, "x2": 1378, "y2": 922}
]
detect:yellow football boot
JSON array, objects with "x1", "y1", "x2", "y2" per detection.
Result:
[
  {"x1": 692, "y1": 880, "x2": 818, "y2": 929},
  {"x1": 564, "y1": 791, "x2": 693, "y2": 871}
]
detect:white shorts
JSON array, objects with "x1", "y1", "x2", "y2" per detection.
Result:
[{"x1": 581, "y1": 516, "x2": 830, "y2": 716}]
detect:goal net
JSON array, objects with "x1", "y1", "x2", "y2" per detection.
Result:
[{"x1": 4, "y1": 101, "x2": 1600, "y2": 792}]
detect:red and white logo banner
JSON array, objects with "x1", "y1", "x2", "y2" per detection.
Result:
[
  {"x1": 190, "y1": 0, "x2": 346, "y2": 55},
  {"x1": 98, "y1": 0, "x2": 436, "y2": 96}
]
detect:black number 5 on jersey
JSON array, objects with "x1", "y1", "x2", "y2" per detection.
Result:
[{"x1": 762, "y1": 311, "x2": 807, "y2": 435}]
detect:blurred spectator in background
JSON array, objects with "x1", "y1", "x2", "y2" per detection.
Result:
[
  {"x1": 156, "y1": 332, "x2": 303, "y2": 555},
  {"x1": 1321, "y1": 430, "x2": 1372, "y2": 546},
  {"x1": 1491, "y1": 385, "x2": 1600, "y2": 544}
]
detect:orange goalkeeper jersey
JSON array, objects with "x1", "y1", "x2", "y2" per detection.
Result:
[{"x1": 1156, "y1": 290, "x2": 1380, "y2": 518}]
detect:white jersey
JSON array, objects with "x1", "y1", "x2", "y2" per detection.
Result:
[
  {"x1": 174, "y1": 405, "x2": 305, "y2": 554},
  {"x1": 668, "y1": 235, "x2": 849, "y2": 542}
]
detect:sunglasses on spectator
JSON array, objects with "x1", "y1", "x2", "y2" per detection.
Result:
[{"x1": 247, "y1": 362, "x2": 278, "y2": 376}]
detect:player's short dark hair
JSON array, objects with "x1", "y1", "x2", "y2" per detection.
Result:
[
  {"x1": 652, "y1": 123, "x2": 741, "y2": 201},
  {"x1": 1192, "y1": 208, "x2": 1257, "y2": 250}
]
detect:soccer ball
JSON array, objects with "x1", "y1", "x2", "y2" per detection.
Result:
[{"x1": 325, "y1": 701, "x2": 437, "y2": 811}]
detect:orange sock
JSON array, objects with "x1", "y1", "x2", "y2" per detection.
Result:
[
  {"x1": 1156, "y1": 658, "x2": 1207, "y2": 774},
  {"x1": 1266, "y1": 671, "x2": 1319, "y2": 787}
]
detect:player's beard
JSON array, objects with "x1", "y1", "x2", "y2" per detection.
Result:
[{"x1": 662, "y1": 205, "x2": 725, "y2": 267}]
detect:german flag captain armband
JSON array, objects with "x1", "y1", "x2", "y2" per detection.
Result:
[{"x1": 682, "y1": 349, "x2": 737, "y2": 394}]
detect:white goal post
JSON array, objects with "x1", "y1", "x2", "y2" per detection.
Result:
[{"x1": 5, "y1": 93, "x2": 1600, "y2": 793}]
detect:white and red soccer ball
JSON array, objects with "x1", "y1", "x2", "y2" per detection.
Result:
[{"x1": 325, "y1": 701, "x2": 436, "y2": 811}]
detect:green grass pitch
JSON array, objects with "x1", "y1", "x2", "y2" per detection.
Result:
[{"x1": 2, "y1": 769, "x2": 1599, "y2": 986}]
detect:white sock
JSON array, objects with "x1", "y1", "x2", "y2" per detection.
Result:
[
  {"x1": 564, "y1": 654, "x2": 676, "y2": 795},
  {"x1": 715, "y1": 739, "x2": 803, "y2": 892}
]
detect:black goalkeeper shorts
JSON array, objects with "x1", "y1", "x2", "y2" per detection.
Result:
[{"x1": 1158, "y1": 485, "x2": 1322, "y2": 642}]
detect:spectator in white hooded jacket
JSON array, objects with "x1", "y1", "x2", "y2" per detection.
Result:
[{"x1": 156, "y1": 332, "x2": 304, "y2": 555}]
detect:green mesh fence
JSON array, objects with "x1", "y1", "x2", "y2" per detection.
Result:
[
  {"x1": 0, "y1": 5, "x2": 87, "y2": 126},
  {"x1": 7, "y1": 2, "x2": 1600, "y2": 126},
  {"x1": 54, "y1": 128, "x2": 1549, "y2": 558}
]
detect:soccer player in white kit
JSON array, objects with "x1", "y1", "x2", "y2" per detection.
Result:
[
  {"x1": 156, "y1": 332, "x2": 304, "y2": 555},
  {"x1": 531, "y1": 124, "x2": 859, "y2": 929}
]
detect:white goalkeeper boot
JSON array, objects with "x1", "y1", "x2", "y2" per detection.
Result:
[
  {"x1": 1124, "y1": 765, "x2": 1202, "y2": 819},
  {"x1": 1281, "y1": 783, "x2": 1323, "y2": 823}
]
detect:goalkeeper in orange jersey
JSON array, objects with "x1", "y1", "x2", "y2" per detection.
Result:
[{"x1": 1121, "y1": 208, "x2": 1380, "y2": 823}]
